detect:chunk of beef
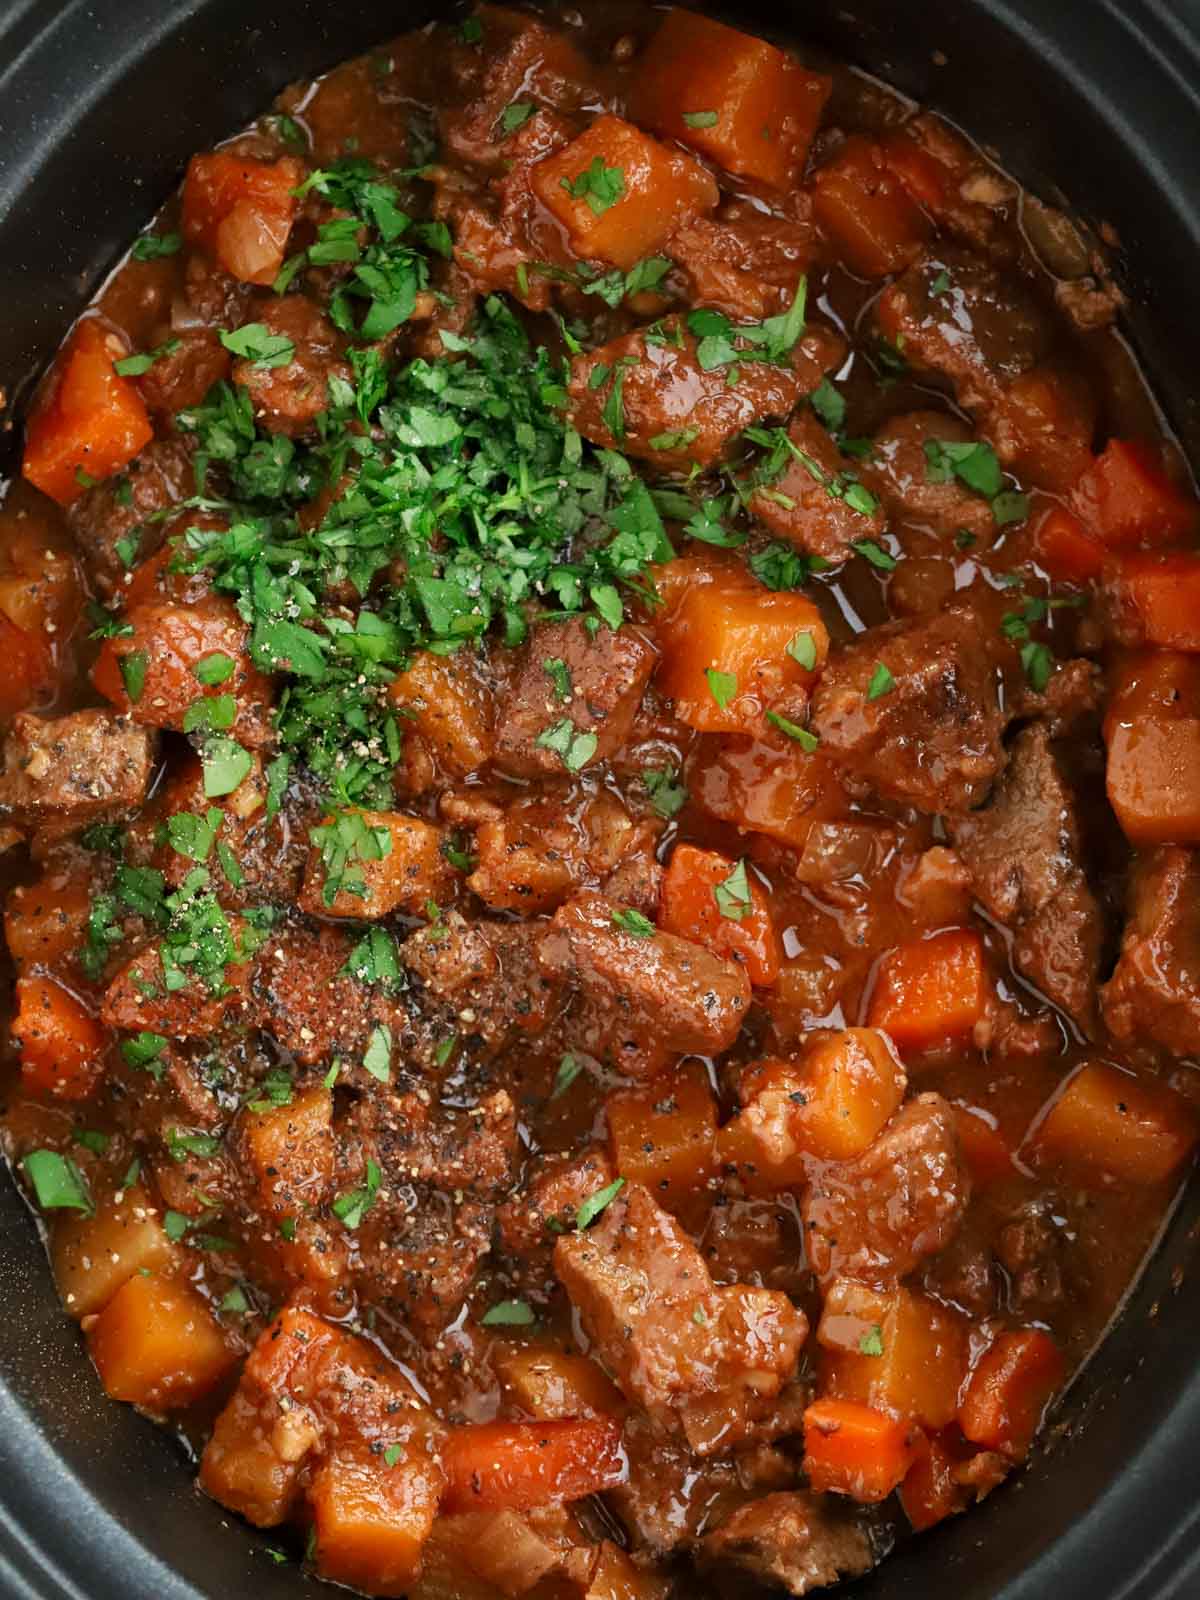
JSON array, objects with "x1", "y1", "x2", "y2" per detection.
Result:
[
  {"x1": 253, "y1": 922, "x2": 411, "y2": 1065},
  {"x1": 1102, "y1": 847, "x2": 1200, "y2": 1055},
  {"x1": 607, "y1": 1415, "x2": 743, "y2": 1556},
  {"x1": 431, "y1": 165, "x2": 551, "y2": 310},
  {"x1": 668, "y1": 209, "x2": 818, "y2": 323},
  {"x1": 354, "y1": 1188, "x2": 493, "y2": 1334},
  {"x1": 67, "y1": 438, "x2": 194, "y2": 598},
  {"x1": 339, "y1": 1087, "x2": 517, "y2": 1201},
  {"x1": 877, "y1": 248, "x2": 1052, "y2": 415},
  {"x1": 568, "y1": 317, "x2": 842, "y2": 470},
  {"x1": 750, "y1": 410, "x2": 887, "y2": 563},
  {"x1": 809, "y1": 606, "x2": 1006, "y2": 813},
  {"x1": 232, "y1": 296, "x2": 351, "y2": 436},
  {"x1": 538, "y1": 894, "x2": 751, "y2": 1076},
  {"x1": 497, "y1": 1147, "x2": 615, "y2": 1284},
  {"x1": 996, "y1": 1194, "x2": 1079, "y2": 1316},
  {"x1": 889, "y1": 114, "x2": 1014, "y2": 252},
  {"x1": 494, "y1": 617, "x2": 656, "y2": 779},
  {"x1": 0, "y1": 710, "x2": 155, "y2": 828},
  {"x1": 183, "y1": 251, "x2": 252, "y2": 328},
  {"x1": 802, "y1": 1094, "x2": 970, "y2": 1285},
  {"x1": 555, "y1": 1183, "x2": 807, "y2": 1454},
  {"x1": 867, "y1": 410, "x2": 997, "y2": 546},
  {"x1": 102, "y1": 937, "x2": 255, "y2": 1039},
  {"x1": 698, "y1": 1492, "x2": 876, "y2": 1596},
  {"x1": 948, "y1": 722, "x2": 1101, "y2": 1029},
  {"x1": 401, "y1": 913, "x2": 560, "y2": 1055},
  {"x1": 137, "y1": 329, "x2": 231, "y2": 416}
]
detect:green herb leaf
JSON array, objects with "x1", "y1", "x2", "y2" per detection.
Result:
[
  {"x1": 787, "y1": 630, "x2": 817, "y2": 670},
  {"x1": 859, "y1": 1325, "x2": 885, "y2": 1357},
  {"x1": 362, "y1": 1024, "x2": 393, "y2": 1083},
  {"x1": 534, "y1": 718, "x2": 598, "y2": 773},
  {"x1": 682, "y1": 110, "x2": 719, "y2": 128},
  {"x1": 551, "y1": 1053, "x2": 582, "y2": 1099},
  {"x1": 480, "y1": 1298, "x2": 536, "y2": 1326},
  {"x1": 131, "y1": 232, "x2": 182, "y2": 261},
  {"x1": 560, "y1": 157, "x2": 626, "y2": 216},
  {"x1": 852, "y1": 538, "x2": 898, "y2": 572},
  {"x1": 194, "y1": 652, "x2": 236, "y2": 686},
  {"x1": 119, "y1": 650, "x2": 148, "y2": 704},
  {"x1": 23, "y1": 1150, "x2": 92, "y2": 1213},
  {"x1": 219, "y1": 324, "x2": 296, "y2": 369},
  {"x1": 201, "y1": 738, "x2": 252, "y2": 798},
  {"x1": 705, "y1": 668, "x2": 738, "y2": 709},
  {"x1": 332, "y1": 1159, "x2": 382, "y2": 1230},
  {"x1": 612, "y1": 907, "x2": 655, "y2": 937},
  {"x1": 575, "y1": 1176, "x2": 626, "y2": 1230},
  {"x1": 866, "y1": 662, "x2": 895, "y2": 700},
  {"x1": 713, "y1": 858, "x2": 752, "y2": 922},
  {"x1": 543, "y1": 657, "x2": 572, "y2": 702},
  {"x1": 642, "y1": 765, "x2": 686, "y2": 818},
  {"x1": 500, "y1": 102, "x2": 536, "y2": 134},
  {"x1": 923, "y1": 437, "x2": 1004, "y2": 499},
  {"x1": 810, "y1": 377, "x2": 847, "y2": 432},
  {"x1": 766, "y1": 710, "x2": 819, "y2": 750}
]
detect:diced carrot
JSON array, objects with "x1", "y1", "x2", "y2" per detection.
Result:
[
  {"x1": 648, "y1": 550, "x2": 752, "y2": 620},
  {"x1": 240, "y1": 1085, "x2": 334, "y2": 1216},
  {"x1": 659, "y1": 843, "x2": 781, "y2": 986},
  {"x1": 495, "y1": 1347, "x2": 627, "y2": 1421},
  {"x1": 298, "y1": 808, "x2": 454, "y2": 918},
  {"x1": 958, "y1": 1329, "x2": 1065, "y2": 1459},
  {"x1": 123, "y1": 539, "x2": 216, "y2": 610},
  {"x1": 1033, "y1": 505, "x2": 1105, "y2": 583},
  {"x1": 91, "y1": 595, "x2": 270, "y2": 742},
  {"x1": 88, "y1": 1273, "x2": 234, "y2": 1409},
  {"x1": 52, "y1": 1183, "x2": 181, "y2": 1317},
  {"x1": 388, "y1": 650, "x2": 494, "y2": 777},
  {"x1": 817, "y1": 1279, "x2": 968, "y2": 1430},
  {"x1": 802, "y1": 1398, "x2": 922, "y2": 1503},
  {"x1": 0, "y1": 614, "x2": 52, "y2": 715},
  {"x1": 23, "y1": 320, "x2": 154, "y2": 506},
  {"x1": 1113, "y1": 550, "x2": 1200, "y2": 650},
  {"x1": 5, "y1": 873, "x2": 93, "y2": 975},
  {"x1": 899, "y1": 1431, "x2": 971, "y2": 1532},
  {"x1": 628, "y1": 9, "x2": 831, "y2": 190},
  {"x1": 726, "y1": 1029, "x2": 905, "y2": 1183},
  {"x1": 689, "y1": 732, "x2": 849, "y2": 850},
  {"x1": 879, "y1": 133, "x2": 950, "y2": 212},
  {"x1": 199, "y1": 1384, "x2": 303, "y2": 1528},
  {"x1": 990, "y1": 366, "x2": 1096, "y2": 493},
  {"x1": 1070, "y1": 438, "x2": 1199, "y2": 549},
  {"x1": 309, "y1": 1441, "x2": 443, "y2": 1599},
  {"x1": 812, "y1": 136, "x2": 930, "y2": 278},
  {"x1": 952, "y1": 1104, "x2": 1014, "y2": 1188},
  {"x1": 1029, "y1": 1061, "x2": 1197, "y2": 1187},
  {"x1": 530, "y1": 114, "x2": 718, "y2": 270},
  {"x1": 607, "y1": 1060, "x2": 718, "y2": 1203},
  {"x1": 11, "y1": 975, "x2": 107, "y2": 1100},
  {"x1": 867, "y1": 929, "x2": 988, "y2": 1049},
  {"x1": 440, "y1": 1419, "x2": 626, "y2": 1514},
  {"x1": 1105, "y1": 650, "x2": 1200, "y2": 844},
  {"x1": 182, "y1": 151, "x2": 303, "y2": 286},
  {"x1": 657, "y1": 584, "x2": 829, "y2": 737}
]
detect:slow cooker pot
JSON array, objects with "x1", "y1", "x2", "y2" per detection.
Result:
[{"x1": 0, "y1": 2, "x2": 1198, "y2": 1596}]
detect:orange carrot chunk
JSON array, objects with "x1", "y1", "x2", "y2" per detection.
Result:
[
  {"x1": 898, "y1": 1431, "x2": 973, "y2": 1532},
  {"x1": 1029, "y1": 1061, "x2": 1198, "y2": 1187},
  {"x1": 1114, "y1": 551, "x2": 1200, "y2": 651},
  {"x1": 817, "y1": 1279, "x2": 968, "y2": 1430},
  {"x1": 958, "y1": 1329, "x2": 1065, "y2": 1460},
  {"x1": 629, "y1": 9, "x2": 831, "y2": 189},
  {"x1": 659, "y1": 843, "x2": 782, "y2": 986},
  {"x1": 812, "y1": 136, "x2": 930, "y2": 278},
  {"x1": 23, "y1": 320, "x2": 154, "y2": 506},
  {"x1": 803, "y1": 1398, "x2": 921, "y2": 1502},
  {"x1": 309, "y1": 1441, "x2": 442, "y2": 1599},
  {"x1": 867, "y1": 929, "x2": 988, "y2": 1049},
  {"x1": 441, "y1": 1418, "x2": 626, "y2": 1514},
  {"x1": 1033, "y1": 505, "x2": 1106, "y2": 584},
  {"x1": 1070, "y1": 438, "x2": 1198, "y2": 549},
  {"x1": 11, "y1": 975, "x2": 107, "y2": 1100},
  {"x1": 88, "y1": 1273, "x2": 235, "y2": 1409},
  {"x1": 182, "y1": 151, "x2": 303, "y2": 286},
  {"x1": 531, "y1": 114, "x2": 718, "y2": 271},
  {"x1": 607, "y1": 1059, "x2": 718, "y2": 1203}
]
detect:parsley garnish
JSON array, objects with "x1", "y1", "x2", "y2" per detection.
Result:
[
  {"x1": 682, "y1": 110, "x2": 719, "y2": 128},
  {"x1": 575, "y1": 1176, "x2": 625, "y2": 1229},
  {"x1": 643, "y1": 765, "x2": 686, "y2": 818},
  {"x1": 333, "y1": 1159, "x2": 382, "y2": 1229},
  {"x1": 713, "y1": 859, "x2": 752, "y2": 921},
  {"x1": 867, "y1": 662, "x2": 896, "y2": 700},
  {"x1": 219, "y1": 324, "x2": 295, "y2": 370},
  {"x1": 766, "y1": 710, "x2": 819, "y2": 750},
  {"x1": 612, "y1": 907, "x2": 654, "y2": 937},
  {"x1": 551, "y1": 1053, "x2": 583, "y2": 1099},
  {"x1": 131, "y1": 232, "x2": 181, "y2": 261},
  {"x1": 705, "y1": 668, "x2": 738, "y2": 709},
  {"x1": 480, "y1": 1299, "x2": 536, "y2": 1326},
  {"x1": 561, "y1": 157, "x2": 626, "y2": 216},
  {"x1": 23, "y1": 1151, "x2": 92, "y2": 1213},
  {"x1": 859, "y1": 1325, "x2": 885, "y2": 1357},
  {"x1": 535, "y1": 719, "x2": 598, "y2": 773}
]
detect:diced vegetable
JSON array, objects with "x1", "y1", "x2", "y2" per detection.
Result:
[
  {"x1": 1070, "y1": 438, "x2": 1198, "y2": 549},
  {"x1": 309, "y1": 1441, "x2": 442, "y2": 1599},
  {"x1": 1029, "y1": 1061, "x2": 1197, "y2": 1186},
  {"x1": 958, "y1": 1329, "x2": 1065, "y2": 1459},
  {"x1": 657, "y1": 583, "x2": 829, "y2": 736},
  {"x1": 88, "y1": 1272, "x2": 235, "y2": 1408},
  {"x1": 299, "y1": 808, "x2": 454, "y2": 918},
  {"x1": 1105, "y1": 650, "x2": 1200, "y2": 844},
  {"x1": 240, "y1": 1085, "x2": 334, "y2": 1215},
  {"x1": 629, "y1": 9, "x2": 831, "y2": 189},
  {"x1": 182, "y1": 151, "x2": 303, "y2": 285},
  {"x1": 5, "y1": 874, "x2": 94, "y2": 975},
  {"x1": 606, "y1": 1060, "x2": 718, "y2": 1204},
  {"x1": 11, "y1": 975, "x2": 107, "y2": 1100},
  {"x1": 660, "y1": 843, "x2": 781, "y2": 986},
  {"x1": 23, "y1": 320, "x2": 154, "y2": 506},
  {"x1": 388, "y1": 651, "x2": 494, "y2": 777},
  {"x1": 817, "y1": 1279, "x2": 968, "y2": 1429},
  {"x1": 867, "y1": 929, "x2": 988, "y2": 1049},
  {"x1": 802, "y1": 1398, "x2": 922, "y2": 1502},
  {"x1": 952, "y1": 1104, "x2": 1014, "y2": 1188},
  {"x1": 812, "y1": 137, "x2": 930, "y2": 277},
  {"x1": 1033, "y1": 505, "x2": 1106, "y2": 583},
  {"x1": 689, "y1": 732, "x2": 848, "y2": 850},
  {"x1": 440, "y1": 1418, "x2": 626, "y2": 1513},
  {"x1": 1113, "y1": 551, "x2": 1200, "y2": 650},
  {"x1": 898, "y1": 1431, "x2": 972, "y2": 1532},
  {"x1": 990, "y1": 366, "x2": 1096, "y2": 493},
  {"x1": 495, "y1": 1347, "x2": 626, "y2": 1421},
  {"x1": 52, "y1": 1183, "x2": 181, "y2": 1317},
  {"x1": 530, "y1": 113, "x2": 718, "y2": 270}
]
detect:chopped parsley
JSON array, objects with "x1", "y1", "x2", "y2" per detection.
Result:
[
  {"x1": 787, "y1": 630, "x2": 817, "y2": 670},
  {"x1": 713, "y1": 859, "x2": 753, "y2": 921},
  {"x1": 131, "y1": 232, "x2": 182, "y2": 261},
  {"x1": 642, "y1": 765, "x2": 686, "y2": 818},
  {"x1": 859, "y1": 1325, "x2": 885, "y2": 1357},
  {"x1": 362, "y1": 1024, "x2": 393, "y2": 1083},
  {"x1": 705, "y1": 668, "x2": 738, "y2": 709},
  {"x1": 332, "y1": 1159, "x2": 382, "y2": 1230},
  {"x1": 113, "y1": 338, "x2": 180, "y2": 378},
  {"x1": 575, "y1": 1176, "x2": 625, "y2": 1229},
  {"x1": 23, "y1": 1150, "x2": 92, "y2": 1213},
  {"x1": 535, "y1": 719, "x2": 598, "y2": 773},
  {"x1": 543, "y1": 657, "x2": 572, "y2": 702},
  {"x1": 867, "y1": 662, "x2": 896, "y2": 700},
  {"x1": 550, "y1": 1053, "x2": 583, "y2": 1099},
  {"x1": 499, "y1": 102, "x2": 536, "y2": 134},
  {"x1": 119, "y1": 650, "x2": 148, "y2": 704},
  {"x1": 612, "y1": 907, "x2": 655, "y2": 938},
  {"x1": 311, "y1": 809, "x2": 393, "y2": 906},
  {"x1": 560, "y1": 157, "x2": 626, "y2": 216},
  {"x1": 343, "y1": 927, "x2": 403, "y2": 987},
  {"x1": 766, "y1": 710, "x2": 819, "y2": 750},
  {"x1": 219, "y1": 323, "x2": 296, "y2": 370},
  {"x1": 682, "y1": 110, "x2": 719, "y2": 128},
  {"x1": 480, "y1": 1299, "x2": 536, "y2": 1327}
]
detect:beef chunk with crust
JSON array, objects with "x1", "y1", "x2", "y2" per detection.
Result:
[
  {"x1": 750, "y1": 410, "x2": 887, "y2": 563},
  {"x1": 698, "y1": 1491, "x2": 876, "y2": 1595},
  {"x1": 948, "y1": 721, "x2": 1102, "y2": 1030},
  {"x1": 1102, "y1": 846, "x2": 1200, "y2": 1055},
  {"x1": 554, "y1": 1182, "x2": 808, "y2": 1454},
  {"x1": 67, "y1": 438, "x2": 194, "y2": 599},
  {"x1": 0, "y1": 710, "x2": 155, "y2": 828},
  {"x1": 809, "y1": 606, "x2": 1007, "y2": 813},
  {"x1": 232, "y1": 296, "x2": 351, "y2": 437},
  {"x1": 867, "y1": 410, "x2": 998, "y2": 546},
  {"x1": 494, "y1": 617, "x2": 656, "y2": 778},
  {"x1": 401, "y1": 914, "x2": 560, "y2": 1055},
  {"x1": 802, "y1": 1094, "x2": 971, "y2": 1285},
  {"x1": 252, "y1": 922, "x2": 410, "y2": 1066}
]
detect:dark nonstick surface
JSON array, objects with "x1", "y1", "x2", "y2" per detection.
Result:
[{"x1": 0, "y1": 2, "x2": 1199, "y2": 1597}]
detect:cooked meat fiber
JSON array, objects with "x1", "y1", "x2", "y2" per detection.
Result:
[
  {"x1": 949, "y1": 721, "x2": 1102, "y2": 1030},
  {"x1": 867, "y1": 410, "x2": 997, "y2": 546},
  {"x1": 0, "y1": 710, "x2": 155, "y2": 827},
  {"x1": 1103, "y1": 846, "x2": 1200, "y2": 1055},
  {"x1": 699, "y1": 1491, "x2": 876, "y2": 1595},
  {"x1": 67, "y1": 438, "x2": 193, "y2": 598}
]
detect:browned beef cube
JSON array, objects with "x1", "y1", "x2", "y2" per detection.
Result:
[
  {"x1": 0, "y1": 710, "x2": 155, "y2": 828},
  {"x1": 67, "y1": 438, "x2": 193, "y2": 599},
  {"x1": 537, "y1": 893, "x2": 750, "y2": 1074},
  {"x1": 948, "y1": 721, "x2": 1102, "y2": 1030},
  {"x1": 668, "y1": 211, "x2": 818, "y2": 323},
  {"x1": 867, "y1": 410, "x2": 998, "y2": 546},
  {"x1": 1102, "y1": 847, "x2": 1200, "y2": 1055},
  {"x1": 494, "y1": 617, "x2": 656, "y2": 778},
  {"x1": 252, "y1": 922, "x2": 410, "y2": 1066},
  {"x1": 496, "y1": 1146, "x2": 615, "y2": 1281},
  {"x1": 698, "y1": 1492, "x2": 876, "y2": 1596},
  {"x1": 750, "y1": 409, "x2": 887, "y2": 562},
  {"x1": 554, "y1": 1182, "x2": 807, "y2": 1453},
  {"x1": 802, "y1": 1094, "x2": 970, "y2": 1284},
  {"x1": 809, "y1": 605, "x2": 1006, "y2": 813},
  {"x1": 339, "y1": 1088, "x2": 517, "y2": 1201},
  {"x1": 401, "y1": 914, "x2": 559, "y2": 1055},
  {"x1": 352, "y1": 1190, "x2": 493, "y2": 1334},
  {"x1": 233, "y1": 296, "x2": 351, "y2": 437}
]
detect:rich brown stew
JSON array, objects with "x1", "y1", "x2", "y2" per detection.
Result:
[{"x1": 2, "y1": 5, "x2": 1198, "y2": 1597}]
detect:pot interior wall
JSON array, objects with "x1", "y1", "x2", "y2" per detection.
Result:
[{"x1": 0, "y1": 2, "x2": 1198, "y2": 1597}]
